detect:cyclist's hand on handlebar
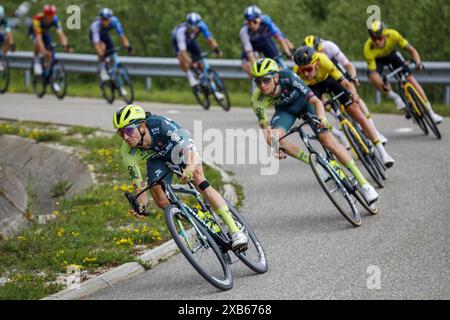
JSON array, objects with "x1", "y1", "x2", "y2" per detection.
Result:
[
  {"x1": 10, "y1": 43, "x2": 16, "y2": 52},
  {"x1": 415, "y1": 61, "x2": 425, "y2": 72},
  {"x1": 318, "y1": 118, "x2": 332, "y2": 130},
  {"x1": 351, "y1": 76, "x2": 360, "y2": 87},
  {"x1": 274, "y1": 147, "x2": 287, "y2": 160},
  {"x1": 126, "y1": 46, "x2": 134, "y2": 55},
  {"x1": 213, "y1": 47, "x2": 223, "y2": 57},
  {"x1": 129, "y1": 203, "x2": 149, "y2": 219},
  {"x1": 181, "y1": 167, "x2": 194, "y2": 183}
]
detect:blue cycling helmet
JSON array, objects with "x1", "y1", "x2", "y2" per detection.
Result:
[
  {"x1": 99, "y1": 8, "x2": 113, "y2": 19},
  {"x1": 244, "y1": 5, "x2": 262, "y2": 20},
  {"x1": 186, "y1": 12, "x2": 202, "y2": 27}
]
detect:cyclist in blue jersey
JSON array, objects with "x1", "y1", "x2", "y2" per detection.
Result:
[
  {"x1": 89, "y1": 8, "x2": 133, "y2": 81},
  {"x1": 113, "y1": 105, "x2": 249, "y2": 252},
  {"x1": 0, "y1": 5, "x2": 15, "y2": 56},
  {"x1": 172, "y1": 12, "x2": 222, "y2": 89},
  {"x1": 239, "y1": 5, "x2": 293, "y2": 78},
  {"x1": 28, "y1": 4, "x2": 71, "y2": 75}
]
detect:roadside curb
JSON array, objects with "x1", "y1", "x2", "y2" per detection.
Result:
[{"x1": 43, "y1": 161, "x2": 236, "y2": 300}]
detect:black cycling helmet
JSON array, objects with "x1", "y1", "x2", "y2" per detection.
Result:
[
  {"x1": 368, "y1": 21, "x2": 385, "y2": 37},
  {"x1": 294, "y1": 45, "x2": 316, "y2": 66}
]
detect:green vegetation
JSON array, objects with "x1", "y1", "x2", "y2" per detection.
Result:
[
  {"x1": 0, "y1": 120, "x2": 230, "y2": 299},
  {"x1": 1, "y1": 0, "x2": 449, "y2": 105}
]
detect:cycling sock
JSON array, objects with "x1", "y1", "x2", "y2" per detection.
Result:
[
  {"x1": 216, "y1": 205, "x2": 240, "y2": 234},
  {"x1": 345, "y1": 160, "x2": 369, "y2": 186},
  {"x1": 295, "y1": 150, "x2": 310, "y2": 164},
  {"x1": 186, "y1": 70, "x2": 198, "y2": 87}
]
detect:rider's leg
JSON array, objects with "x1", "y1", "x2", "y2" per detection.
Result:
[
  {"x1": 270, "y1": 112, "x2": 310, "y2": 163},
  {"x1": 191, "y1": 164, "x2": 241, "y2": 234},
  {"x1": 319, "y1": 131, "x2": 370, "y2": 187},
  {"x1": 150, "y1": 185, "x2": 171, "y2": 209},
  {"x1": 358, "y1": 97, "x2": 387, "y2": 143}
]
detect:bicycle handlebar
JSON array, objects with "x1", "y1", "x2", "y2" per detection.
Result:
[
  {"x1": 324, "y1": 91, "x2": 346, "y2": 108},
  {"x1": 383, "y1": 61, "x2": 418, "y2": 84}
]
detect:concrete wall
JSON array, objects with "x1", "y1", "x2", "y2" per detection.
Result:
[{"x1": 0, "y1": 135, "x2": 95, "y2": 236}]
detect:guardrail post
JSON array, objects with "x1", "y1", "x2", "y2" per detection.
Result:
[
  {"x1": 24, "y1": 70, "x2": 30, "y2": 87},
  {"x1": 445, "y1": 85, "x2": 450, "y2": 105},
  {"x1": 374, "y1": 91, "x2": 381, "y2": 105},
  {"x1": 146, "y1": 77, "x2": 152, "y2": 91}
]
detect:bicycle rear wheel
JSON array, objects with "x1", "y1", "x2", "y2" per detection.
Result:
[
  {"x1": 50, "y1": 60, "x2": 67, "y2": 99},
  {"x1": 342, "y1": 123, "x2": 384, "y2": 188},
  {"x1": 164, "y1": 204, "x2": 233, "y2": 291},
  {"x1": 31, "y1": 61, "x2": 46, "y2": 98},
  {"x1": 100, "y1": 80, "x2": 115, "y2": 104},
  {"x1": 210, "y1": 69, "x2": 231, "y2": 111},
  {"x1": 310, "y1": 153, "x2": 361, "y2": 227},
  {"x1": 408, "y1": 87, "x2": 441, "y2": 140},
  {"x1": 401, "y1": 88, "x2": 428, "y2": 135},
  {"x1": 0, "y1": 55, "x2": 10, "y2": 94},
  {"x1": 225, "y1": 200, "x2": 268, "y2": 274},
  {"x1": 116, "y1": 64, "x2": 135, "y2": 104}
]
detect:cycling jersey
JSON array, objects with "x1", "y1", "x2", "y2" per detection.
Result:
[
  {"x1": 251, "y1": 69, "x2": 316, "y2": 132},
  {"x1": 240, "y1": 15, "x2": 283, "y2": 61},
  {"x1": 172, "y1": 22, "x2": 212, "y2": 52},
  {"x1": 120, "y1": 114, "x2": 196, "y2": 189},
  {"x1": 320, "y1": 40, "x2": 350, "y2": 67},
  {"x1": 29, "y1": 14, "x2": 62, "y2": 36},
  {"x1": 89, "y1": 17, "x2": 124, "y2": 43},
  {"x1": 293, "y1": 52, "x2": 345, "y2": 86},
  {"x1": 0, "y1": 17, "x2": 11, "y2": 34},
  {"x1": 364, "y1": 29, "x2": 409, "y2": 72}
]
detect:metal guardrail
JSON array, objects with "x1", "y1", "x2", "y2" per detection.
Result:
[{"x1": 6, "y1": 51, "x2": 450, "y2": 104}]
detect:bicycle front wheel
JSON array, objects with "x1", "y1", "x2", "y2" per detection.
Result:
[
  {"x1": 209, "y1": 69, "x2": 231, "y2": 111},
  {"x1": 50, "y1": 60, "x2": 67, "y2": 99},
  {"x1": 0, "y1": 55, "x2": 10, "y2": 94},
  {"x1": 225, "y1": 200, "x2": 268, "y2": 274},
  {"x1": 164, "y1": 204, "x2": 233, "y2": 291},
  {"x1": 342, "y1": 123, "x2": 384, "y2": 188},
  {"x1": 310, "y1": 153, "x2": 361, "y2": 227},
  {"x1": 408, "y1": 87, "x2": 441, "y2": 140}
]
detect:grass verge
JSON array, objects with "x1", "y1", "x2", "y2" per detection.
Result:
[{"x1": 0, "y1": 120, "x2": 229, "y2": 300}]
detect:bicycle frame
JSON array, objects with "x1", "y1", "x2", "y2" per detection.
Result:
[{"x1": 192, "y1": 52, "x2": 219, "y2": 93}]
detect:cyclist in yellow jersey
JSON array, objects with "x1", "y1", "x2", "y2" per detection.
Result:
[
  {"x1": 364, "y1": 21, "x2": 443, "y2": 124},
  {"x1": 303, "y1": 34, "x2": 388, "y2": 145},
  {"x1": 293, "y1": 46, "x2": 395, "y2": 168}
]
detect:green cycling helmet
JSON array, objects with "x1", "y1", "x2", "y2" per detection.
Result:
[
  {"x1": 251, "y1": 58, "x2": 279, "y2": 78},
  {"x1": 113, "y1": 105, "x2": 146, "y2": 129}
]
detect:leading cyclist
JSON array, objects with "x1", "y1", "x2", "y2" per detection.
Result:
[{"x1": 113, "y1": 105, "x2": 248, "y2": 252}]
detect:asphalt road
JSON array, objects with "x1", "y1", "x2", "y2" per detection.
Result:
[{"x1": 0, "y1": 93, "x2": 448, "y2": 299}]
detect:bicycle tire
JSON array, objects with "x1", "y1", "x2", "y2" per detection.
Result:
[
  {"x1": 192, "y1": 84, "x2": 210, "y2": 110},
  {"x1": 30, "y1": 60, "x2": 46, "y2": 98},
  {"x1": 225, "y1": 200, "x2": 268, "y2": 274},
  {"x1": 310, "y1": 153, "x2": 361, "y2": 227},
  {"x1": 342, "y1": 123, "x2": 384, "y2": 188},
  {"x1": 401, "y1": 86, "x2": 428, "y2": 135},
  {"x1": 0, "y1": 55, "x2": 10, "y2": 94},
  {"x1": 209, "y1": 69, "x2": 231, "y2": 111},
  {"x1": 50, "y1": 60, "x2": 67, "y2": 100},
  {"x1": 100, "y1": 80, "x2": 115, "y2": 104},
  {"x1": 116, "y1": 64, "x2": 135, "y2": 104},
  {"x1": 408, "y1": 87, "x2": 441, "y2": 140},
  {"x1": 164, "y1": 204, "x2": 233, "y2": 291}
]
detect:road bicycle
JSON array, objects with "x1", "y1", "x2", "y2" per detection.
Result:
[
  {"x1": 279, "y1": 113, "x2": 378, "y2": 227},
  {"x1": 99, "y1": 48, "x2": 134, "y2": 105},
  {"x1": 191, "y1": 51, "x2": 231, "y2": 111},
  {"x1": 325, "y1": 92, "x2": 386, "y2": 188},
  {"x1": 124, "y1": 163, "x2": 267, "y2": 291},
  {"x1": 30, "y1": 44, "x2": 67, "y2": 99},
  {"x1": 383, "y1": 62, "x2": 441, "y2": 139}
]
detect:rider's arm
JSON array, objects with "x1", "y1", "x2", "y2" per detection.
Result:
[
  {"x1": 120, "y1": 141, "x2": 149, "y2": 208},
  {"x1": 240, "y1": 26, "x2": 256, "y2": 63},
  {"x1": 119, "y1": 35, "x2": 130, "y2": 49},
  {"x1": 262, "y1": 15, "x2": 291, "y2": 59},
  {"x1": 340, "y1": 78, "x2": 359, "y2": 102},
  {"x1": 405, "y1": 44, "x2": 422, "y2": 66},
  {"x1": 309, "y1": 95, "x2": 327, "y2": 120}
]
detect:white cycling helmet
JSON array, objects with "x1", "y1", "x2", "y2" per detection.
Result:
[{"x1": 186, "y1": 12, "x2": 202, "y2": 27}]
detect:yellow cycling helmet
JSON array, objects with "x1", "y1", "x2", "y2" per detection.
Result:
[
  {"x1": 368, "y1": 21, "x2": 385, "y2": 37},
  {"x1": 251, "y1": 58, "x2": 279, "y2": 78},
  {"x1": 304, "y1": 35, "x2": 321, "y2": 50},
  {"x1": 113, "y1": 104, "x2": 146, "y2": 129}
]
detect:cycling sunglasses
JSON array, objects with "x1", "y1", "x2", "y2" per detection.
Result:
[
  {"x1": 298, "y1": 65, "x2": 314, "y2": 73},
  {"x1": 117, "y1": 123, "x2": 140, "y2": 138},
  {"x1": 254, "y1": 74, "x2": 275, "y2": 86},
  {"x1": 248, "y1": 19, "x2": 260, "y2": 25},
  {"x1": 371, "y1": 35, "x2": 385, "y2": 42}
]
